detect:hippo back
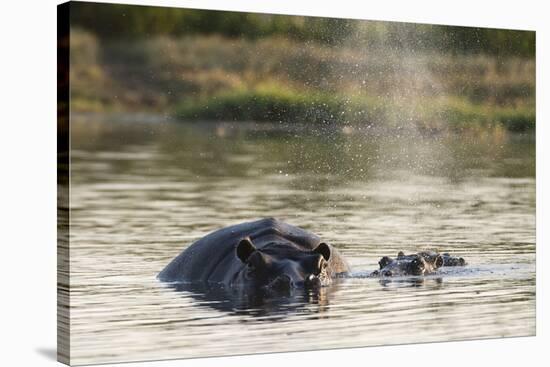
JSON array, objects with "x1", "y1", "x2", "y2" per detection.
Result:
[{"x1": 158, "y1": 218, "x2": 333, "y2": 283}]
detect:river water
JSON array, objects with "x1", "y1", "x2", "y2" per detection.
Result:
[{"x1": 67, "y1": 114, "x2": 535, "y2": 365}]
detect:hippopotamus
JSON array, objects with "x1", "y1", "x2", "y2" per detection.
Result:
[
  {"x1": 441, "y1": 252, "x2": 467, "y2": 266},
  {"x1": 158, "y1": 218, "x2": 350, "y2": 291},
  {"x1": 370, "y1": 251, "x2": 466, "y2": 277}
]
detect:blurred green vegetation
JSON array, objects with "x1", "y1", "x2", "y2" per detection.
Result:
[
  {"x1": 176, "y1": 90, "x2": 535, "y2": 132},
  {"x1": 69, "y1": 2, "x2": 535, "y2": 133},
  {"x1": 71, "y1": 2, "x2": 535, "y2": 56},
  {"x1": 175, "y1": 86, "x2": 377, "y2": 124}
]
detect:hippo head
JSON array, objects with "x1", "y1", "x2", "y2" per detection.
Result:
[
  {"x1": 372, "y1": 251, "x2": 444, "y2": 277},
  {"x1": 441, "y1": 253, "x2": 467, "y2": 266},
  {"x1": 232, "y1": 238, "x2": 332, "y2": 291}
]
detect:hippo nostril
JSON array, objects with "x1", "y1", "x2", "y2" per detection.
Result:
[
  {"x1": 382, "y1": 270, "x2": 392, "y2": 277},
  {"x1": 305, "y1": 274, "x2": 322, "y2": 288},
  {"x1": 269, "y1": 275, "x2": 292, "y2": 290}
]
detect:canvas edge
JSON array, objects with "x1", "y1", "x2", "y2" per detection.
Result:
[{"x1": 57, "y1": 1, "x2": 71, "y2": 365}]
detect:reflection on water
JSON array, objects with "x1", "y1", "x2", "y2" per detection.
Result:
[
  {"x1": 69, "y1": 114, "x2": 535, "y2": 365},
  {"x1": 163, "y1": 281, "x2": 337, "y2": 319}
]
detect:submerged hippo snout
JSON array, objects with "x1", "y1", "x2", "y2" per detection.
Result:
[
  {"x1": 370, "y1": 250, "x2": 468, "y2": 278},
  {"x1": 266, "y1": 274, "x2": 293, "y2": 290},
  {"x1": 264, "y1": 273, "x2": 326, "y2": 291}
]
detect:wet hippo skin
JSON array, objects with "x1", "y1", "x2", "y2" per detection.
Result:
[
  {"x1": 158, "y1": 218, "x2": 350, "y2": 291},
  {"x1": 370, "y1": 251, "x2": 467, "y2": 277}
]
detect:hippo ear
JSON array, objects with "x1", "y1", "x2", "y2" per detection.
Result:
[
  {"x1": 236, "y1": 238, "x2": 256, "y2": 263},
  {"x1": 379, "y1": 256, "x2": 392, "y2": 269},
  {"x1": 313, "y1": 242, "x2": 331, "y2": 261},
  {"x1": 435, "y1": 255, "x2": 444, "y2": 268}
]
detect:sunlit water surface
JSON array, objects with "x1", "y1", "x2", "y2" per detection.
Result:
[{"x1": 68, "y1": 115, "x2": 535, "y2": 365}]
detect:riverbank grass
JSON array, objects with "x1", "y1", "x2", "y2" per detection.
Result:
[{"x1": 176, "y1": 87, "x2": 535, "y2": 132}]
